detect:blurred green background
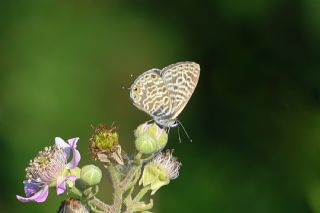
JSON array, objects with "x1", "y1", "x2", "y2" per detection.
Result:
[{"x1": 1, "y1": 0, "x2": 320, "y2": 212}]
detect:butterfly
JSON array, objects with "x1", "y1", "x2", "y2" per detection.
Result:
[{"x1": 130, "y1": 61, "x2": 200, "y2": 129}]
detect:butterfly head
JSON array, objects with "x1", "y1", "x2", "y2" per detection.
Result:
[{"x1": 130, "y1": 83, "x2": 143, "y2": 103}]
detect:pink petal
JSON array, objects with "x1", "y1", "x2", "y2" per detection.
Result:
[
  {"x1": 56, "y1": 177, "x2": 67, "y2": 195},
  {"x1": 156, "y1": 126, "x2": 162, "y2": 138},
  {"x1": 55, "y1": 137, "x2": 68, "y2": 149},
  {"x1": 67, "y1": 137, "x2": 79, "y2": 149},
  {"x1": 67, "y1": 175, "x2": 78, "y2": 182},
  {"x1": 23, "y1": 181, "x2": 39, "y2": 196},
  {"x1": 66, "y1": 149, "x2": 81, "y2": 169},
  {"x1": 56, "y1": 137, "x2": 81, "y2": 169},
  {"x1": 16, "y1": 185, "x2": 49, "y2": 203},
  {"x1": 56, "y1": 175, "x2": 77, "y2": 195},
  {"x1": 142, "y1": 123, "x2": 148, "y2": 131}
]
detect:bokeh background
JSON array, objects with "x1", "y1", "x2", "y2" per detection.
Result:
[{"x1": 1, "y1": 0, "x2": 320, "y2": 212}]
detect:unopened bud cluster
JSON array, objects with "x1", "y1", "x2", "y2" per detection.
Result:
[{"x1": 134, "y1": 123, "x2": 168, "y2": 154}]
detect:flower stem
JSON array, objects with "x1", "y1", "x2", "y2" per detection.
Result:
[
  {"x1": 107, "y1": 165, "x2": 123, "y2": 213},
  {"x1": 88, "y1": 196, "x2": 113, "y2": 213},
  {"x1": 119, "y1": 152, "x2": 143, "y2": 190},
  {"x1": 133, "y1": 186, "x2": 150, "y2": 202},
  {"x1": 68, "y1": 185, "x2": 83, "y2": 199},
  {"x1": 108, "y1": 165, "x2": 120, "y2": 186}
]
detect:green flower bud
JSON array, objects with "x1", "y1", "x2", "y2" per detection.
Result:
[
  {"x1": 80, "y1": 165, "x2": 102, "y2": 186},
  {"x1": 134, "y1": 123, "x2": 168, "y2": 154},
  {"x1": 139, "y1": 150, "x2": 181, "y2": 195},
  {"x1": 135, "y1": 135, "x2": 157, "y2": 154}
]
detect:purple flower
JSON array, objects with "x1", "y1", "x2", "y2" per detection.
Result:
[{"x1": 16, "y1": 137, "x2": 81, "y2": 203}]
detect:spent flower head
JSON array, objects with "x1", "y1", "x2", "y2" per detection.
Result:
[
  {"x1": 89, "y1": 124, "x2": 123, "y2": 165},
  {"x1": 16, "y1": 137, "x2": 81, "y2": 202},
  {"x1": 139, "y1": 150, "x2": 181, "y2": 195},
  {"x1": 58, "y1": 198, "x2": 89, "y2": 213}
]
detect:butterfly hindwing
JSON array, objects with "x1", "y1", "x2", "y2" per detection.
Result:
[{"x1": 160, "y1": 62, "x2": 200, "y2": 120}]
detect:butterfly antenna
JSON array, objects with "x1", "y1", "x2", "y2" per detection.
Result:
[
  {"x1": 177, "y1": 124, "x2": 182, "y2": 143},
  {"x1": 121, "y1": 86, "x2": 131, "y2": 90},
  {"x1": 122, "y1": 73, "x2": 136, "y2": 90},
  {"x1": 166, "y1": 126, "x2": 171, "y2": 134},
  {"x1": 177, "y1": 120, "x2": 192, "y2": 142},
  {"x1": 146, "y1": 119, "x2": 154, "y2": 125}
]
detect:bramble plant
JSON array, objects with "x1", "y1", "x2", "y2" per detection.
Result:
[{"x1": 16, "y1": 122, "x2": 181, "y2": 213}]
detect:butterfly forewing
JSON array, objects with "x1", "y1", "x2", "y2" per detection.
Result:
[
  {"x1": 160, "y1": 62, "x2": 200, "y2": 120},
  {"x1": 130, "y1": 69, "x2": 173, "y2": 118}
]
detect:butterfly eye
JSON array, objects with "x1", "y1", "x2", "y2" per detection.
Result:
[{"x1": 134, "y1": 87, "x2": 141, "y2": 94}]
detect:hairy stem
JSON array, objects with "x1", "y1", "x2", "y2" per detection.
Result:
[
  {"x1": 133, "y1": 186, "x2": 150, "y2": 202},
  {"x1": 108, "y1": 165, "x2": 120, "y2": 186},
  {"x1": 89, "y1": 196, "x2": 114, "y2": 213},
  {"x1": 108, "y1": 153, "x2": 153, "y2": 213},
  {"x1": 108, "y1": 165, "x2": 123, "y2": 213},
  {"x1": 119, "y1": 152, "x2": 142, "y2": 190}
]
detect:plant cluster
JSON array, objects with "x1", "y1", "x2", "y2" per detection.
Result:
[{"x1": 17, "y1": 122, "x2": 181, "y2": 213}]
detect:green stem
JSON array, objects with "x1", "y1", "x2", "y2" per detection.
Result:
[
  {"x1": 133, "y1": 186, "x2": 150, "y2": 202},
  {"x1": 125, "y1": 168, "x2": 142, "y2": 193},
  {"x1": 135, "y1": 152, "x2": 142, "y2": 161},
  {"x1": 108, "y1": 165, "x2": 120, "y2": 186},
  {"x1": 108, "y1": 165, "x2": 122, "y2": 213},
  {"x1": 108, "y1": 152, "x2": 151, "y2": 212},
  {"x1": 68, "y1": 185, "x2": 83, "y2": 199},
  {"x1": 88, "y1": 196, "x2": 113, "y2": 213},
  {"x1": 119, "y1": 152, "x2": 143, "y2": 190}
]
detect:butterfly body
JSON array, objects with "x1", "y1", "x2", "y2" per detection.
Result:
[{"x1": 130, "y1": 61, "x2": 200, "y2": 128}]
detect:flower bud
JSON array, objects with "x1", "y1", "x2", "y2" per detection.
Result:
[
  {"x1": 134, "y1": 123, "x2": 168, "y2": 154},
  {"x1": 58, "y1": 199, "x2": 89, "y2": 213},
  {"x1": 80, "y1": 165, "x2": 102, "y2": 186},
  {"x1": 139, "y1": 150, "x2": 181, "y2": 195},
  {"x1": 135, "y1": 135, "x2": 157, "y2": 154}
]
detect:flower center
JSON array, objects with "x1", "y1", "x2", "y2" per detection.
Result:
[{"x1": 25, "y1": 146, "x2": 67, "y2": 184}]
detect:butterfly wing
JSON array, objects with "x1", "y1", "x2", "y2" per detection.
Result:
[
  {"x1": 130, "y1": 69, "x2": 173, "y2": 119},
  {"x1": 160, "y1": 61, "x2": 200, "y2": 120}
]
